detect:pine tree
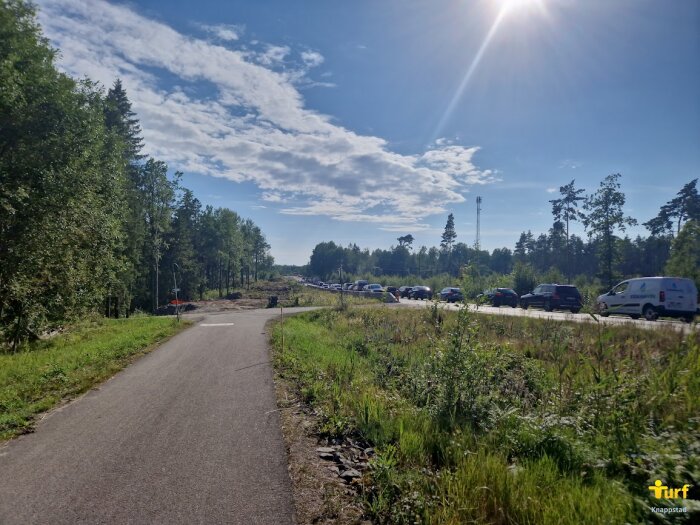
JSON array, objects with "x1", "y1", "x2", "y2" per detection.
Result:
[
  {"x1": 665, "y1": 220, "x2": 700, "y2": 289},
  {"x1": 643, "y1": 179, "x2": 700, "y2": 236},
  {"x1": 550, "y1": 179, "x2": 586, "y2": 282},
  {"x1": 440, "y1": 213, "x2": 457, "y2": 251},
  {"x1": 583, "y1": 174, "x2": 637, "y2": 288}
]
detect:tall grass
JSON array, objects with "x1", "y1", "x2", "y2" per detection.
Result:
[
  {"x1": 0, "y1": 316, "x2": 189, "y2": 440},
  {"x1": 272, "y1": 307, "x2": 699, "y2": 524}
]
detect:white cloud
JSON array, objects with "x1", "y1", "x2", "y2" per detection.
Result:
[
  {"x1": 200, "y1": 23, "x2": 242, "y2": 42},
  {"x1": 36, "y1": 0, "x2": 498, "y2": 229},
  {"x1": 256, "y1": 44, "x2": 291, "y2": 66},
  {"x1": 546, "y1": 187, "x2": 557, "y2": 193},
  {"x1": 559, "y1": 159, "x2": 582, "y2": 169},
  {"x1": 300, "y1": 50, "x2": 324, "y2": 68}
]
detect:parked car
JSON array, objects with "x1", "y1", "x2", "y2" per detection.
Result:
[
  {"x1": 439, "y1": 287, "x2": 464, "y2": 303},
  {"x1": 596, "y1": 277, "x2": 698, "y2": 322},
  {"x1": 479, "y1": 288, "x2": 519, "y2": 307},
  {"x1": 409, "y1": 286, "x2": 433, "y2": 300},
  {"x1": 520, "y1": 284, "x2": 582, "y2": 313},
  {"x1": 343, "y1": 283, "x2": 354, "y2": 290},
  {"x1": 365, "y1": 283, "x2": 384, "y2": 293},
  {"x1": 354, "y1": 280, "x2": 369, "y2": 291},
  {"x1": 386, "y1": 286, "x2": 400, "y2": 299},
  {"x1": 399, "y1": 286, "x2": 414, "y2": 298}
]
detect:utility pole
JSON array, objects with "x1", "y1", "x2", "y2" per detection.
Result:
[
  {"x1": 339, "y1": 263, "x2": 344, "y2": 308},
  {"x1": 476, "y1": 196, "x2": 482, "y2": 253},
  {"x1": 172, "y1": 263, "x2": 181, "y2": 322},
  {"x1": 476, "y1": 196, "x2": 482, "y2": 298}
]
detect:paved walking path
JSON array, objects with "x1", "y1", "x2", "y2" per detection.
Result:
[{"x1": 0, "y1": 308, "x2": 308, "y2": 525}]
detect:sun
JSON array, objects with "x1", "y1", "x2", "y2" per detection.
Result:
[{"x1": 495, "y1": 0, "x2": 546, "y2": 15}]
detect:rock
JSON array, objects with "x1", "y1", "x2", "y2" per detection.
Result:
[
  {"x1": 318, "y1": 453, "x2": 335, "y2": 460},
  {"x1": 339, "y1": 468, "x2": 362, "y2": 481},
  {"x1": 316, "y1": 447, "x2": 335, "y2": 454}
]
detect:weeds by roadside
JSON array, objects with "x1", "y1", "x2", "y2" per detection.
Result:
[{"x1": 272, "y1": 306, "x2": 699, "y2": 524}]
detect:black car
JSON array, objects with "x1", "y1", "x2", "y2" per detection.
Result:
[
  {"x1": 520, "y1": 284, "x2": 582, "y2": 313},
  {"x1": 439, "y1": 287, "x2": 464, "y2": 303},
  {"x1": 399, "y1": 286, "x2": 415, "y2": 298},
  {"x1": 479, "y1": 288, "x2": 519, "y2": 307},
  {"x1": 409, "y1": 286, "x2": 433, "y2": 300}
]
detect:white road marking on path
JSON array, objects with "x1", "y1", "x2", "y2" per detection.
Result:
[{"x1": 200, "y1": 323, "x2": 235, "y2": 327}]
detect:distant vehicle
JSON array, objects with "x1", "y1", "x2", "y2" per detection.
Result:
[
  {"x1": 331, "y1": 283, "x2": 342, "y2": 290},
  {"x1": 318, "y1": 281, "x2": 325, "y2": 288},
  {"x1": 596, "y1": 277, "x2": 698, "y2": 322},
  {"x1": 439, "y1": 287, "x2": 463, "y2": 303},
  {"x1": 365, "y1": 283, "x2": 383, "y2": 293},
  {"x1": 479, "y1": 288, "x2": 518, "y2": 307},
  {"x1": 386, "y1": 286, "x2": 400, "y2": 299},
  {"x1": 354, "y1": 280, "x2": 369, "y2": 291},
  {"x1": 343, "y1": 283, "x2": 354, "y2": 290},
  {"x1": 409, "y1": 286, "x2": 432, "y2": 300},
  {"x1": 520, "y1": 284, "x2": 582, "y2": 313},
  {"x1": 399, "y1": 286, "x2": 414, "y2": 298}
]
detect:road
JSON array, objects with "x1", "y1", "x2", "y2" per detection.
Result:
[
  {"x1": 399, "y1": 298, "x2": 699, "y2": 332},
  {"x1": 0, "y1": 308, "x2": 313, "y2": 525}
]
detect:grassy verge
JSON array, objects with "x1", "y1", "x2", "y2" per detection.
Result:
[
  {"x1": 271, "y1": 306, "x2": 699, "y2": 524},
  {"x1": 0, "y1": 316, "x2": 190, "y2": 441}
]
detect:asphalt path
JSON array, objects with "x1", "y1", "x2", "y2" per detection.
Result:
[
  {"x1": 0, "y1": 308, "x2": 315, "y2": 525},
  {"x1": 399, "y1": 298, "x2": 699, "y2": 333}
]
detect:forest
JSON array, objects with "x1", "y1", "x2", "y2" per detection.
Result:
[
  {"x1": 0, "y1": 1, "x2": 273, "y2": 349},
  {"x1": 306, "y1": 175, "x2": 700, "y2": 296}
]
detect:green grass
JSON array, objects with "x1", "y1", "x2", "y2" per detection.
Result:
[
  {"x1": 0, "y1": 316, "x2": 190, "y2": 441},
  {"x1": 272, "y1": 306, "x2": 699, "y2": 524}
]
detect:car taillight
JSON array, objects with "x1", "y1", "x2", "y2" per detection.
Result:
[
  {"x1": 660, "y1": 291, "x2": 665, "y2": 302},
  {"x1": 495, "y1": 292, "x2": 503, "y2": 296}
]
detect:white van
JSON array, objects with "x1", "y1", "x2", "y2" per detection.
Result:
[{"x1": 597, "y1": 277, "x2": 698, "y2": 322}]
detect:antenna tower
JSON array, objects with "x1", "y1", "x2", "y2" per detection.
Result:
[{"x1": 475, "y1": 196, "x2": 482, "y2": 251}]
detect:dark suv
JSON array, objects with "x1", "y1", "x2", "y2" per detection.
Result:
[
  {"x1": 519, "y1": 284, "x2": 582, "y2": 313},
  {"x1": 408, "y1": 286, "x2": 433, "y2": 300},
  {"x1": 479, "y1": 288, "x2": 518, "y2": 307},
  {"x1": 399, "y1": 286, "x2": 415, "y2": 298},
  {"x1": 439, "y1": 287, "x2": 463, "y2": 303}
]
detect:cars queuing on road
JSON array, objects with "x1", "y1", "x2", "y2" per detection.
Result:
[{"x1": 300, "y1": 276, "x2": 697, "y2": 323}]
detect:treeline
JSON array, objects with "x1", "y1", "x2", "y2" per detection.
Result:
[
  {"x1": 307, "y1": 175, "x2": 700, "y2": 291},
  {"x1": 0, "y1": 2, "x2": 272, "y2": 348}
]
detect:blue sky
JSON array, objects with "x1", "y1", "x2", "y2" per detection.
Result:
[{"x1": 36, "y1": 0, "x2": 699, "y2": 264}]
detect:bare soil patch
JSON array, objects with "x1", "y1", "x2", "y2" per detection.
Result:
[{"x1": 274, "y1": 375, "x2": 369, "y2": 525}]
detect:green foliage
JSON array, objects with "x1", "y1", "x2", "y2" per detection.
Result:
[
  {"x1": 665, "y1": 220, "x2": 700, "y2": 289},
  {"x1": 644, "y1": 179, "x2": 700, "y2": 236},
  {"x1": 273, "y1": 307, "x2": 699, "y2": 524},
  {"x1": 0, "y1": 2, "x2": 274, "y2": 343},
  {"x1": 512, "y1": 261, "x2": 537, "y2": 296},
  {"x1": 440, "y1": 213, "x2": 457, "y2": 251},
  {"x1": 0, "y1": 1, "x2": 126, "y2": 347},
  {"x1": 583, "y1": 174, "x2": 638, "y2": 287}
]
